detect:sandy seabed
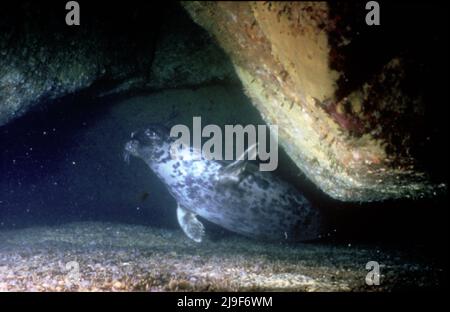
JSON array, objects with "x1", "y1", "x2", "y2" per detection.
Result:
[{"x1": 0, "y1": 222, "x2": 443, "y2": 292}]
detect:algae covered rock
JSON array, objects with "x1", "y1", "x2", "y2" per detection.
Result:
[
  {"x1": 0, "y1": 2, "x2": 237, "y2": 126},
  {"x1": 182, "y1": 1, "x2": 447, "y2": 201}
]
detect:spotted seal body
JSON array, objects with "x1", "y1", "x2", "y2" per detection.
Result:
[{"x1": 124, "y1": 125, "x2": 322, "y2": 242}]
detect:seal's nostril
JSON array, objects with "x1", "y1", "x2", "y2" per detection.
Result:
[{"x1": 131, "y1": 131, "x2": 136, "y2": 138}]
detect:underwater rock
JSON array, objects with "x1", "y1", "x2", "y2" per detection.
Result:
[
  {"x1": 0, "y1": 2, "x2": 236, "y2": 126},
  {"x1": 182, "y1": 2, "x2": 447, "y2": 201}
]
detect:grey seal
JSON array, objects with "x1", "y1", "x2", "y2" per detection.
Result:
[{"x1": 124, "y1": 124, "x2": 322, "y2": 242}]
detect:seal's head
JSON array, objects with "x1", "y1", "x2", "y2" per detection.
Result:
[{"x1": 124, "y1": 124, "x2": 169, "y2": 164}]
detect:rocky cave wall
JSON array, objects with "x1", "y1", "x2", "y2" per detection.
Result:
[{"x1": 182, "y1": 1, "x2": 447, "y2": 201}]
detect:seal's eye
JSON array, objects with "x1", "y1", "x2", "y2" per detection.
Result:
[{"x1": 145, "y1": 129, "x2": 158, "y2": 139}]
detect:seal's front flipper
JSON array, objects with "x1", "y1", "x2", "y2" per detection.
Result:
[
  {"x1": 219, "y1": 143, "x2": 258, "y2": 184},
  {"x1": 176, "y1": 204, "x2": 205, "y2": 243}
]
